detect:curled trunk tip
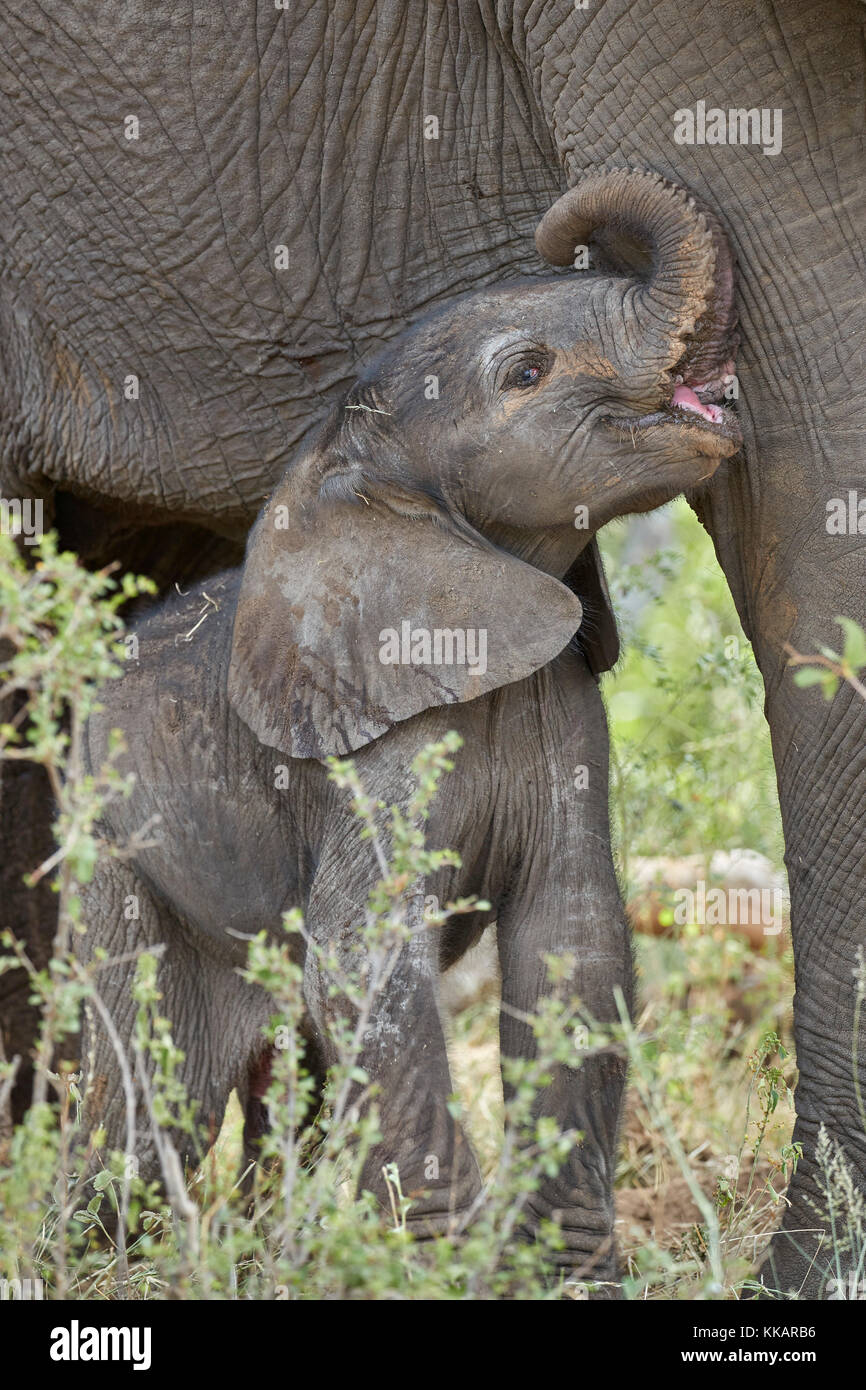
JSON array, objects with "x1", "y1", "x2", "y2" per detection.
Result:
[{"x1": 535, "y1": 168, "x2": 738, "y2": 382}]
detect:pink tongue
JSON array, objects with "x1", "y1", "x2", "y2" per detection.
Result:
[{"x1": 672, "y1": 384, "x2": 722, "y2": 424}]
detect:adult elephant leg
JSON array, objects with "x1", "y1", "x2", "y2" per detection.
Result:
[
  {"x1": 696, "y1": 461, "x2": 866, "y2": 1298},
  {"x1": 508, "y1": 0, "x2": 866, "y2": 1295},
  {"x1": 303, "y1": 855, "x2": 483, "y2": 1236},
  {"x1": 495, "y1": 668, "x2": 632, "y2": 1293},
  {"x1": 0, "y1": 760, "x2": 57, "y2": 1120},
  {"x1": 0, "y1": 681, "x2": 60, "y2": 1122},
  {"x1": 686, "y1": 137, "x2": 866, "y2": 1283}
]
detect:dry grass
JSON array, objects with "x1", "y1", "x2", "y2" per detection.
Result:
[{"x1": 445, "y1": 925, "x2": 796, "y2": 1298}]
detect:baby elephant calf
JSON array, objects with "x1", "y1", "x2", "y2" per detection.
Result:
[{"x1": 81, "y1": 171, "x2": 739, "y2": 1287}]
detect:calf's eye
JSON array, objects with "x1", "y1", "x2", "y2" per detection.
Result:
[{"x1": 503, "y1": 354, "x2": 551, "y2": 391}]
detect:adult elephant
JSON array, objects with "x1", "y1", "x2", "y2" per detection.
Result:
[{"x1": 0, "y1": 1, "x2": 863, "y2": 1296}]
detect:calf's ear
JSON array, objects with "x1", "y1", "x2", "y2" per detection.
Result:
[
  {"x1": 227, "y1": 457, "x2": 583, "y2": 760},
  {"x1": 563, "y1": 539, "x2": 620, "y2": 676}
]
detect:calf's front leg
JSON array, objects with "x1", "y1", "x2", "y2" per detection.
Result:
[
  {"x1": 496, "y1": 680, "x2": 632, "y2": 1290},
  {"x1": 303, "y1": 851, "x2": 483, "y2": 1236}
]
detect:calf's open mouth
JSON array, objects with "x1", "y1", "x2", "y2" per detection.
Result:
[{"x1": 605, "y1": 358, "x2": 742, "y2": 456}]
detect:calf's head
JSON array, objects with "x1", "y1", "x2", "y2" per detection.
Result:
[{"x1": 229, "y1": 169, "x2": 739, "y2": 760}]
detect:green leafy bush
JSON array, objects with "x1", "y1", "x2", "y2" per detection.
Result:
[{"x1": 0, "y1": 514, "x2": 861, "y2": 1300}]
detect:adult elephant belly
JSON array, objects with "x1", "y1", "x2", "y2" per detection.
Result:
[{"x1": 0, "y1": 2, "x2": 562, "y2": 539}]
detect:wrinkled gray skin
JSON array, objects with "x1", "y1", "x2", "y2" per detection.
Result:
[
  {"x1": 80, "y1": 273, "x2": 735, "y2": 1285},
  {"x1": 1, "y1": 1, "x2": 864, "y2": 1295}
]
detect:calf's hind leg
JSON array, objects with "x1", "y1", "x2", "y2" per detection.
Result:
[{"x1": 78, "y1": 857, "x2": 271, "y2": 1195}]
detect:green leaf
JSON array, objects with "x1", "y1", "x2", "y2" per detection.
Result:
[
  {"x1": 836, "y1": 616, "x2": 866, "y2": 673},
  {"x1": 792, "y1": 668, "x2": 828, "y2": 688}
]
